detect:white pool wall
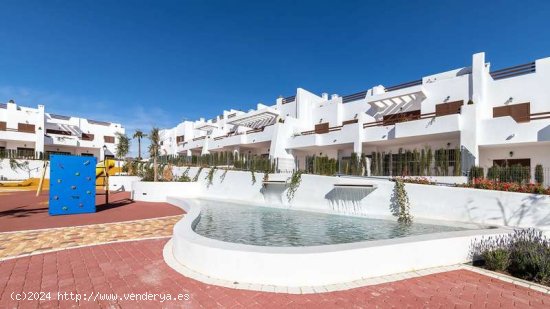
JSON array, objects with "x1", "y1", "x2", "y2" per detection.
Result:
[
  {"x1": 167, "y1": 197, "x2": 509, "y2": 287},
  {"x1": 129, "y1": 168, "x2": 550, "y2": 231},
  {"x1": 124, "y1": 168, "x2": 550, "y2": 287}
]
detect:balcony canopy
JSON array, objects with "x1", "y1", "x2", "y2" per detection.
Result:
[
  {"x1": 195, "y1": 122, "x2": 219, "y2": 131},
  {"x1": 45, "y1": 123, "x2": 83, "y2": 136},
  {"x1": 367, "y1": 86, "x2": 426, "y2": 109},
  {"x1": 227, "y1": 107, "x2": 279, "y2": 129}
]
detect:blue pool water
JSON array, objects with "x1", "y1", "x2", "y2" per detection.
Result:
[{"x1": 193, "y1": 200, "x2": 470, "y2": 247}]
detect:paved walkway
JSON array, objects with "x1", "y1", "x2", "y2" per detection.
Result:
[
  {"x1": 0, "y1": 215, "x2": 182, "y2": 259},
  {"x1": 1, "y1": 238, "x2": 548, "y2": 308}
]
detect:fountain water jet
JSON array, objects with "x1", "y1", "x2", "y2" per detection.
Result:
[{"x1": 325, "y1": 184, "x2": 376, "y2": 215}]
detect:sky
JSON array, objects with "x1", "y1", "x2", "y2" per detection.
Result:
[{"x1": 1, "y1": 0, "x2": 549, "y2": 156}]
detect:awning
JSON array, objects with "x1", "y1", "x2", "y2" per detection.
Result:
[
  {"x1": 226, "y1": 108, "x2": 279, "y2": 129},
  {"x1": 195, "y1": 123, "x2": 219, "y2": 131},
  {"x1": 368, "y1": 86, "x2": 425, "y2": 109},
  {"x1": 45, "y1": 123, "x2": 83, "y2": 136}
]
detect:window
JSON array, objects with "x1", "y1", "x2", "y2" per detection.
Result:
[
  {"x1": 493, "y1": 158, "x2": 531, "y2": 168},
  {"x1": 46, "y1": 129, "x2": 72, "y2": 136},
  {"x1": 81, "y1": 153, "x2": 94, "y2": 157},
  {"x1": 0, "y1": 121, "x2": 6, "y2": 131},
  {"x1": 18, "y1": 123, "x2": 35, "y2": 133},
  {"x1": 81, "y1": 133, "x2": 94, "y2": 141},
  {"x1": 45, "y1": 151, "x2": 71, "y2": 159},
  {"x1": 104, "y1": 136, "x2": 115, "y2": 143},
  {"x1": 17, "y1": 147, "x2": 35, "y2": 158},
  {"x1": 435, "y1": 100, "x2": 464, "y2": 117},
  {"x1": 176, "y1": 135, "x2": 185, "y2": 143},
  {"x1": 493, "y1": 102, "x2": 530, "y2": 123}
]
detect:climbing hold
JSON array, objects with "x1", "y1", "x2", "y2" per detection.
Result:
[
  {"x1": 86, "y1": 176, "x2": 91, "y2": 181},
  {"x1": 71, "y1": 185, "x2": 77, "y2": 190},
  {"x1": 86, "y1": 190, "x2": 91, "y2": 195},
  {"x1": 79, "y1": 203, "x2": 83, "y2": 208},
  {"x1": 83, "y1": 160, "x2": 90, "y2": 166},
  {"x1": 62, "y1": 206, "x2": 68, "y2": 211},
  {"x1": 54, "y1": 196, "x2": 59, "y2": 200},
  {"x1": 57, "y1": 179, "x2": 62, "y2": 183},
  {"x1": 75, "y1": 172, "x2": 80, "y2": 176}
]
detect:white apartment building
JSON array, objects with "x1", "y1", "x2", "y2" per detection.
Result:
[
  {"x1": 160, "y1": 52, "x2": 550, "y2": 175},
  {"x1": 0, "y1": 101, "x2": 124, "y2": 160}
]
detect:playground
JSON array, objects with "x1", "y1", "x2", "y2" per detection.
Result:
[
  {"x1": 0, "y1": 155, "x2": 183, "y2": 234},
  {"x1": 0, "y1": 190, "x2": 182, "y2": 232}
]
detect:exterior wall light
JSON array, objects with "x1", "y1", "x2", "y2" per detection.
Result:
[{"x1": 509, "y1": 151, "x2": 514, "y2": 157}]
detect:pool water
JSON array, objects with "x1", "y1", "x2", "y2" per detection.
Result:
[{"x1": 193, "y1": 200, "x2": 470, "y2": 247}]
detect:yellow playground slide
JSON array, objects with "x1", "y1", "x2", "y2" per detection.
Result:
[{"x1": 95, "y1": 159, "x2": 120, "y2": 186}]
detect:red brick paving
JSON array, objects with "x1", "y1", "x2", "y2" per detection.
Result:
[
  {"x1": 0, "y1": 239, "x2": 548, "y2": 308},
  {"x1": 0, "y1": 191, "x2": 183, "y2": 232}
]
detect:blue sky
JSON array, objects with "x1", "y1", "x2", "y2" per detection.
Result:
[{"x1": 1, "y1": 0, "x2": 549, "y2": 156}]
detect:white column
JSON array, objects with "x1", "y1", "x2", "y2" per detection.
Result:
[{"x1": 35, "y1": 105, "x2": 46, "y2": 154}]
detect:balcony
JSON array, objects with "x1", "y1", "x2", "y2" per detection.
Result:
[
  {"x1": 287, "y1": 122, "x2": 359, "y2": 149},
  {"x1": 362, "y1": 113, "x2": 462, "y2": 143},
  {"x1": 478, "y1": 112, "x2": 550, "y2": 145},
  {"x1": 44, "y1": 134, "x2": 79, "y2": 147},
  {"x1": 395, "y1": 113, "x2": 461, "y2": 138},
  {"x1": 0, "y1": 128, "x2": 36, "y2": 142},
  {"x1": 183, "y1": 136, "x2": 207, "y2": 150},
  {"x1": 210, "y1": 133, "x2": 246, "y2": 150},
  {"x1": 244, "y1": 124, "x2": 275, "y2": 144}
]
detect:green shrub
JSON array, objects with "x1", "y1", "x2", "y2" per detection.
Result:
[
  {"x1": 390, "y1": 178, "x2": 413, "y2": 224},
  {"x1": 507, "y1": 230, "x2": 550, "y2": 285},
  {"x1": 482, "y1": 248, "x2": 510, "y2": 271},
  {"x1": 535, "y1": 164, "x2": 544, "y2": 184},
  {"x1": 286, "y1": 170, "x2": 302, "y2": 202},
  {"x1": 468, "y1": 166, "x2": 484, "y2": 182},
  {"x1": 175, "y1": 174, "x2": 191, "y2": 182},
  {"x1": 471, "y1": 229, "x2": 550, "y2": 286}
]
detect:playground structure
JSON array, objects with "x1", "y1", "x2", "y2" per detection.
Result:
[
  {"x1": 2, "y1": 155, "x2": 120, "y2": 215},
  {"x1": 48, "y1": 155, "x2": 97, "y2": 215},
  {"x1": 0, "y1": 159, "x2": 119, "y2": 190}
]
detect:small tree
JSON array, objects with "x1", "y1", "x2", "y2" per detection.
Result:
[
  {"x1": 148, "y1": 128, "x2": 161, "y2": 182},
  {"x1": 535, "y1": 164, "x2": 544, "y2": 185},
  {"x1": 115, "y1": 132, "x2": 131, "y2": 171},
  {"x1": 133, "y1": 130, "x2": 147, "y2": 160}
]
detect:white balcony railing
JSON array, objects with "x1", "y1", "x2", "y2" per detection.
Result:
[
  {"x1": 44, "y1": 135, "x2": 79, "y2": 147},
  {"x1": 478, "y1": 116, "x2": 550, "y2": 145},
  {"x1": 0, "y1": 129, "x2": 36, "y2": 142},
  {"x1": 394, "y1": 114, "x2": 461, "y2": 139}
]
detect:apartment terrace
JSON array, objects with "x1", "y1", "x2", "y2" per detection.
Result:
[{"x1": 0, "y1": 121, "x2": 36, "y2": 142}]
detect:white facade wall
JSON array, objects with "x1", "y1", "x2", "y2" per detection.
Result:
[
  {"x1": 0, "y1": 101, "x2": 125, "y2": 179},
  {"x1": 159, "y1": 52, "x2": 550, "y2": 176}
]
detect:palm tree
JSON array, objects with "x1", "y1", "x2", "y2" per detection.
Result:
[
  {"x1": 148, "y1": 127, "x2": 161, "y2": 182},
  {"x1": 133, "y1": 130, "x2": 147, "y2": 160},
  {"x1": 115, "y1": 132, "x2": 131, "y2": 170}
]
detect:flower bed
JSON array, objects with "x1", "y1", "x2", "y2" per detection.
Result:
[
  {"x1": 460, "y1": 178, "x2": 550, "y2": 195},
  {"x1": 392, "y1": 176, "x2": 550, "y2": 195},
  {"x1": 471, "y1": 229, "x2": 550, "y2": 287}
]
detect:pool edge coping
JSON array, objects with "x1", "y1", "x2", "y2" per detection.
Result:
[{"x1": 162, "y1": 238, "x2": 550, "y2": 295}]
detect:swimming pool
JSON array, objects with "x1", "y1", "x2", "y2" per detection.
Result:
[
  {"x1": 168, "y1": 196, "x2": 507, "y2": 287},
  {"x1": 193, "y1": 199, "x2": 470, "y2": 247}
]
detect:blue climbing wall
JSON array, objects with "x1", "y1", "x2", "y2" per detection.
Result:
[{"x1": 49, "y1": 155, "x2": 97, "y2": 216}]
